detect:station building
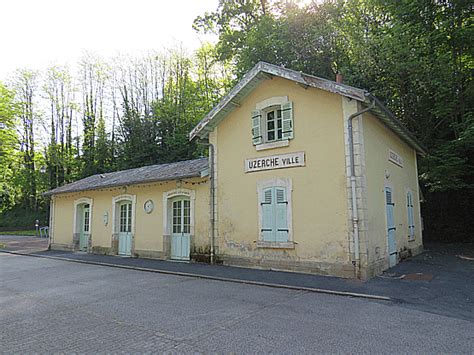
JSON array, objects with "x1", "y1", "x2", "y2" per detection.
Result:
[{"x1": 45, "y1": 62, "x2": 425, "y2": 279}]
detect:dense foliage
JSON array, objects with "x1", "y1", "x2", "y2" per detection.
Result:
[
  {"x1": 0, "y1": 48, "x2": 231, "y2": 227},
  {"x1": 0, "y1": 0, "x2": 472, "y2": 239}
]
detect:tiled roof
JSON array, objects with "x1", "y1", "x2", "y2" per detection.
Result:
[{"x1": 44, "y1": 158, "x2": 208, "y2": 196}]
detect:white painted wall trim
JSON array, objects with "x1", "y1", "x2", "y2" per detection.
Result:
[
  {"x1": 256, "y1": 177, "x2": 293, "y2": 246},
  {"x1": 162, "y1": 188, "x2": 196, "y2": 237},
  {"x1": 255, "y1": 139, "x2": 289, "y2": 151},
  {"x1": 255, "y1": 96, "x2": 289, "y2": 110},
  {"x1": 342, "y1": 97, "x2": 369, "y2": 265},
  {"x1": 73, "y1": 197, "x2": 93, "y2": 236},
  {"x1": 49, "y1": 196, "x2": 55, "y2": 246}
]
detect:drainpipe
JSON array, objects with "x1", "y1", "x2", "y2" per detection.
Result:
[
  {"x1": 348, "y1": 95, "x2": 375, "y2": 278},
  {"x1": 198, "y1": 140, "x2": 215, "y2": 264}
]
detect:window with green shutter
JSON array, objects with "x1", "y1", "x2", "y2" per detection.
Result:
[
  {"x1": 251, "y1": 101, "x2": 293, "y2": 146},
  {"x1": 260, "y1": 186, "x2": 289, "y2": 242}
]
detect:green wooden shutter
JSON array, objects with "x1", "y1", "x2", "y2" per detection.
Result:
[
  {"x1": 261, "y1": 188, "x2": 274, "y2": 241},
  {"x1": 251, "y1": 110, "x2": 263, "y2": 145},
  {"x1": 281, "y1": 101, "x2": 294, "y2": 140},
  {"x1": 275, "y1": 187, "x2": 288, "y2": 242}
]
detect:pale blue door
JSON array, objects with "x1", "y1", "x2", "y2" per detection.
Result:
[
  {"x1": 118, "y1": 201, "x2": 132, "y2": 256},
  {"x1": 171, "y1": 198, "x2": 190, "y2": 260},
  {"x1": 79, "y1": 204, "x2": 90, "y2": 251},
  {"x1": 385, "y1": 187, "x2": 397, "y2": 267}
]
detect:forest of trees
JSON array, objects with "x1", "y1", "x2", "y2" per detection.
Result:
[{"x1": 0, "y1": 0, "x2": 472, "y2": 240}]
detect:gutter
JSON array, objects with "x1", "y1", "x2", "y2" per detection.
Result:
[{"x1": 348, "y1": 95, "x2": 376, "y2": 278}]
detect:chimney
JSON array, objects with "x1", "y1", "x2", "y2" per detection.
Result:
[{"x1": 336, "y1": 72, "x2": 343, "y2": 83}]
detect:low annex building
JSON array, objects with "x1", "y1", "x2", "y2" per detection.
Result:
[
  {"x1": 45, "y1": 159, "x2": 210, "y2": 261},
  {"x1": 46, "y1": 62, "x2": 425, "y2": 279}
]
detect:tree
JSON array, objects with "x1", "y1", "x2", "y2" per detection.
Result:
[
  {"x1": 11, "y1": 69, "x2": 39, "y2": 210},
  {"x1": 43, "y1": 65, "x2": 77, "y2": 189},
  {"x1": 0, "y1": 83, "x2": 20, "y2": 212},
  {"x1": 79, "y1": 54, "x2": 109, "y2": 177}
]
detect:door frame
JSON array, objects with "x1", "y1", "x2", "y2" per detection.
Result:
[
  {"x1": 112, "y1": 194, "x2": 136, "y2": 255},
  {"x1": 73, "y1": 197, "x2": 93, "y2": 252},
  {"x1": 163, "y1": 188, "x2": 195, "y2": 258},
  {"x1": 170, "y1": 196, "x2": 192, "y2": 260}
]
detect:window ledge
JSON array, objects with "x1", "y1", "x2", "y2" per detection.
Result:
[
  {"x1": 255, "y1": 140, "x2": 289, "y2": 151},
  {"x1": 257, "y1": 241, "x2": 295, "y2": 249}
]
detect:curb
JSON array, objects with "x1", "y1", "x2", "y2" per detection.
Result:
[{"x1": 1, "y1": 250, "x2": 391, "y2": 302}]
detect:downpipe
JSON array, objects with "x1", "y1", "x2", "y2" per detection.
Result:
[{"x1": 348, "y1": 95, "x2": 376, "y2": 278}]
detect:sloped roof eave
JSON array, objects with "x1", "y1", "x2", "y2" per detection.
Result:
[{"x1": 365, "y1": 95, "x2": 427, "y2": 155}]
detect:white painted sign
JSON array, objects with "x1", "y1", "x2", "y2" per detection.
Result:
[
  {"x1": 245, "y1": 151, "x2": 305, "y2": 173},
  {"x1": 388, "y1": 149, "x2": 403, "y2": 167}
]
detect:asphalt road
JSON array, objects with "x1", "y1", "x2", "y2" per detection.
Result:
[{"x1": 1, "y1": 253, "x2": 473, "y2": 353}]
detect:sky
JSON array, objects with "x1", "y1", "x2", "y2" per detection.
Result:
[{"x1": 0, "y1": 0, "x2": 219, "y2": 81}]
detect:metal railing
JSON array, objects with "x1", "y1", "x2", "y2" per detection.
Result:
[{"x1": 39, "y1": 226, "x2": 49, "y2": 238}]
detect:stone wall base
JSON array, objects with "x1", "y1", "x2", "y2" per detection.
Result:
[
  {"x1": 364, "y1": 243, "x2": 425, "y2": 279},
  {"x1": 51, "y1": 243, "x2": 75, "y2": 251},
  {"x1": 134, "y1": 249, "x2": 167, "y2": 260},
  {"x1": 409, "y1": 243, "x2": 424, "y2": 257},
  {"x1": 91, "y1": 246, "x2": 112, "y2": 255},
  {"x1": 220, "y1": 254, "x2": 356, "y2": 279},
  {"x1": 364, "y1": 258, "x2": 388, "y2": 280}
]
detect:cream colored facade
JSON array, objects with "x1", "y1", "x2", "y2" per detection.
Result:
[
  {"x1": 47, "y1": 62, "x2": 424, "y2": 279},
  {"x1": 209, "y1": 77, "x2": 355, "y2": 276},
  {"x1": 50, "y1": 178, "x2": 210, "y2": 260},
  {"x1": 363, "y1": 111, "x2": 423, "y2": 275}
]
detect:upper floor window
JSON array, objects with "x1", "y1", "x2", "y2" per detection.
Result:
[
  {"x1": 265, "y1": 106, "x2": 283, "y2": 142},
  {"x1": 252, "y1": 97, "x2": 294, "y2": 147}
]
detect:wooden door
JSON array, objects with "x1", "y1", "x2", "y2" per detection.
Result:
[
  {"x1": 118, "y1": 201, "x2": 132, "y2": 256},
  {"x1": 171, "y1": 198, "x2": 190, "y2": 260},
  {"x1": 385, "y1": 187, "x2": 397, "y2": 267},
  {"x1": 79, "y1": 204, "x2": 90, "y2": 252}
]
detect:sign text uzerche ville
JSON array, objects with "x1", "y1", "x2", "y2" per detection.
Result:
[{"x1": 245, "y1": 151, "x2": 305, "y2": 173}]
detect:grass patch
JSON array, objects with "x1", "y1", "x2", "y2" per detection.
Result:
[{"x1": 0, "y1": 230, "x2": 38, "y2": 236}]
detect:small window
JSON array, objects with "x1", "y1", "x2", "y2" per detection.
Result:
[
  {"x1": 265, "y1": 107, "x2": 283, "y2": 142},
  {"x1": 83, "y1": 204, "x2": 90, "y2": 232},
  {"x1": 120, "y1": 202, "x2": 132, "y2": 233}
]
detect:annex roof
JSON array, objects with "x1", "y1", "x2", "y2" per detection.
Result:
[
  {"x1": 44, "y1": 158, "x2": 208, "y2": 196},
  {"x1": 189, "y1": 61, "x2": 426, "y2": 154}
]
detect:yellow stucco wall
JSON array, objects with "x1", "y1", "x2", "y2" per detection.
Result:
[
  {"x1": 363, "y1": 112, "x2": 423, "y2": 271},
  {"x1": 51, "y1": 178, "x2": 210, "y2": 256},
  {"x1": 210, "y1": 76, "x2": 352, "y2": 274}
]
